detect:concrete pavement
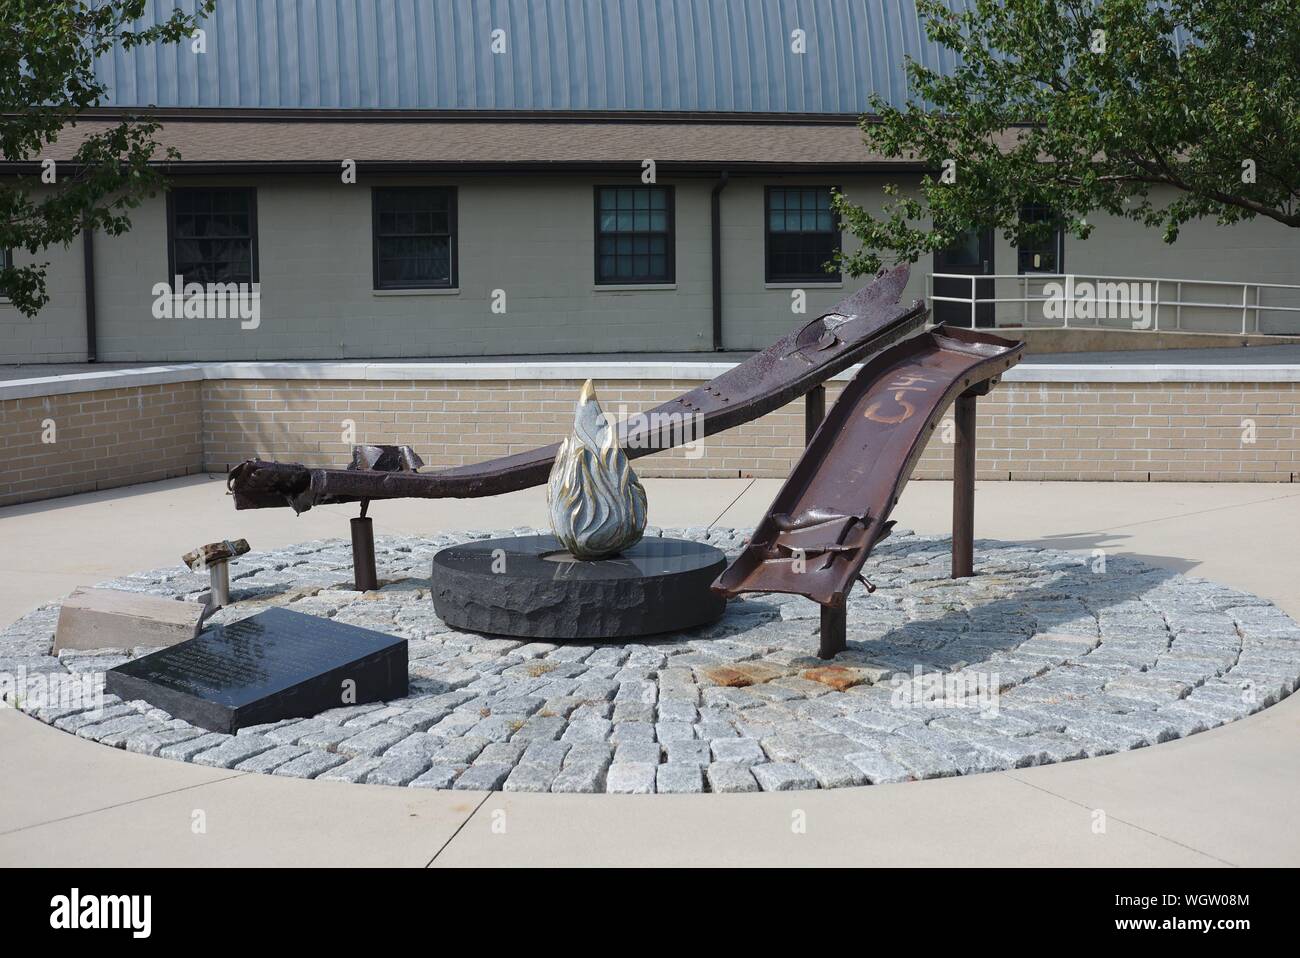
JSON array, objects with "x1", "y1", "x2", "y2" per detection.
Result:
[{"x1": 1, "y1": 476, "x2": 1297, "y2": 866}]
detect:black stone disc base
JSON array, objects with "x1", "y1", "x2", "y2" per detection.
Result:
[{"x1": 430, "y1": 535, "x2": 728, "y2": 640}]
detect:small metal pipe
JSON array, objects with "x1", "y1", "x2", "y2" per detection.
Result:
[
  {"x1": 710, "y1": 170, "x2": 729, "y2": 351},
  {"x1": 82, "y1": 225, "x2": 98, "y2": 363},
  {"x1": 208, "y1": 561, "x2": 231, "y2": 608}
]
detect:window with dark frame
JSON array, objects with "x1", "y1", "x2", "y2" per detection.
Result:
[
  {"x1": 372, "y1": 187, "x2": 457, "y2": 290},
  {"x1": 595, "y1": 186, "x2": 674, "y2": 285},
  {"x1": 1017, "y1": 203, "x2": 1064, "y2": 273},
  {"x1": 765, "y1": 187, "x2": 842, "y2": 283},
  {"x1": 168, "y1": 188, "x2": 257, "y2": 284}
]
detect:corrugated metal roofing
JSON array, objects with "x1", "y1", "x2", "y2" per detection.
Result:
[{"x1": 95, "y1": 0, "x2": 976, "y2": 113}]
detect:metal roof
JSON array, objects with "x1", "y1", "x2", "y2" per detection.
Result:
[{"x1": 96, "y1": 0, "x2": 975, "y2": 113}]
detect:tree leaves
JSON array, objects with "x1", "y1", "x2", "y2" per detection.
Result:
[
  {"x1": 836, "y1": 0, "x2": 1300, "y2": 278},
  {"x1": 0, "y1": 1, "x2": 215, "y2": 315}
]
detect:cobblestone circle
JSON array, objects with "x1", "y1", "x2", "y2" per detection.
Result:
[{"x1": 4, "y1": 527, "x2": 1299, "y2": 793}]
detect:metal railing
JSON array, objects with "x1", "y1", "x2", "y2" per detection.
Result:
[{"x1": 927, "y1": 272, "x2": 1300, "y2": 335}]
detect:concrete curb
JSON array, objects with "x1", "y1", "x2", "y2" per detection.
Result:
[{"x1": 5, "y1": 358, "x2": 1300, "y2": 401}]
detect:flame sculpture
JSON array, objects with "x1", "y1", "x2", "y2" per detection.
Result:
[{"x1": 547, "y1": 379, "x2": 648, "y2": 560}]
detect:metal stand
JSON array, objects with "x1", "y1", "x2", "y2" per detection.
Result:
[
  {"x1": 806, "y1": 384, "x2": 846, "y2": 659},
  {"x1": 351, "y1": 507, "x2": 379, "y2": 592},
  {"x1": 819, "y1": 603, "x2": 847, "y2": 660},
  {"x1": 805, "y1": 384, "x2": 826, "y2": 444},
  {"x1": 951, "y1": 391, "x2": 978, "y2": 579},
  {"x1": 208, "y1": 561, "x2": 231, "y2": 609}
]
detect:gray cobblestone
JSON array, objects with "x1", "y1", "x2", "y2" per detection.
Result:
[
  {"x1": 158, "y1": 732, "x2": 231, "y2": 761},
  {"x1": 521, "y1": 740, "x2": 572, "y2": 769},
  {"x1": 511, "y1": 714, "x2": 566, "y2": 741},
  {"x1": 477, "y1": 741, "x2": 528, "y2": 765},
  {"x1": 503, "y1": 762, "x2": 559, "y2": 792},
  {"x1": 664, "y1": 740, "x2": 711, "y2": 767},
  {"x1": 656, "y1": 763, "x2": 705, "y2": 794},
  {"x1": 655, "y1": 720, "x2": 695, "y2": 743},
  {"x1": 844, "y1": 750, "x2": 913, "y2": 784},
  {"x1": 705, "y1": 762, "x2": 759, "y2": 793},
  {"x1": 710, "y1": 738, "x2": 765, "y2": 766},
  {"x1": 386, "y1": 731, "x2": 443, "y2": 759},
  {"x1": 193, "y1": 734, "x2": 276, "y2": 768},
  {"x1": 751, "y1": 762, "x2": 819, "y2": 791},
  {"x1": 614, "y1": 741, "x2": 662, "y2": 765},
  {"x1": 606, "y1": 762, "x2": 657, "y2": 794},
  {"x1": 410, "y1": 765, "x2": 462, "y2": 789},
  {"x1": 125, "y1": 726, "x2": 207, "y2": 757},
  {"x1": 11, "y1": 530, "x2": 1299, "y2": 792},
  {"x1": 455, "y1": 762, "x2": 514, "y2": 790},
  {"x1": 234, "y1": 744, "x2": 310, "y2": 773},
  {"x1": 367, "y1": 753, "x2": 433, "y2": 786},
  {"x1": 430, "y1": 737, "x2": 488, "y2": 766},
  {"x1": 610, "y1": 720, "x2": 655, "y2": 743},
  {"x1": 337, "y1": 724, "x2": 409, "y2": 757},
  {"x1": 561, "y1": 717, "x2": 612, "y2": 743},
  {"x1": 800, "y1": 755, "x2": 869, "y2": 788},
  {"x1": 79, "y1": 715, "x2": 157, "y2": 746},
  {"x1": 551, "y1": 760, "x2": 610, "y2": 793},
  {"x1": 318, "y1": 756, "x2": 384, "y2": 783},
  {"x1": 295, "y1": 722, "x2": 357, "y2": 750},
  {"x1": 54, "y1": 703, "x2": 133, "y2": 733}
]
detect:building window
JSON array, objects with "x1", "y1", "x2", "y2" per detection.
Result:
[
  {"x1": 595, "y1": 186, "x2": 674, "y2": 285},
  {"x1": 167, "y1": 188, "x2": 258, "y2": 284},
  {"x1": 765, "y1": 187, "x2": 841, "y2": 283},
  {"x1": 1, "y1": 248, "x2": 10, "y2": 269},
  {"x1": 1017, "y1": 203, "x2": 1063, "y2": 273},
  {"x1": 372, "y1": 187, "x2": 457, "y2": 290}
]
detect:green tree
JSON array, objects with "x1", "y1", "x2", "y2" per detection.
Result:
[
  {"x1": 0, "y1": 0, "x2": 214, "y2": 315},
  {"x1": 835, "y1": 0, "x2": 1300, "y2": 278}
]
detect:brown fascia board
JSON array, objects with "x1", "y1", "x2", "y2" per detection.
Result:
[
  {"x1": 0, "y1": 110, "x2": 957, "y2": 174},
  {"x1": 0, "y1": 160, "x2": 931, "y2": 176},
  {"x1": 73, "y1": 106, "x2": 871, "y2": 126}
]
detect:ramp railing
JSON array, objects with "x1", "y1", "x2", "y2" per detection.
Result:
[{"x1": 927, "y1": 272, "x2": 1300, "y2": 335}]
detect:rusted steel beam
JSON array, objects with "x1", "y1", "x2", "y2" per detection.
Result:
[
  {"x1": 712, "y1": 325, "x2": 1024, "y2": 608},
  {"x1": 226, "y1": 265, "x2": 925, "y2": 512}
]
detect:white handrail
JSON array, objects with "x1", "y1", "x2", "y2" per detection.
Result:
[
  {"x1": 933, "y1": 271, "x2": 1300, "y2": 290},
  {"x1": 929, "y1": 272, "x2": 1300, "y2": 334}
]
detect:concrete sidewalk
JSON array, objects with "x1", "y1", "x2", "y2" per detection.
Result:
[{"x1": 1, "y1": 476, "x2": 1298, "y2": 866}]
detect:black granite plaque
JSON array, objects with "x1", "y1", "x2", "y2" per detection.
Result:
[{"x1": 105, "y1": 607, "x2": 408, "y2": 733}]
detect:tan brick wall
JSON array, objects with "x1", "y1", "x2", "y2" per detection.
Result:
[
  {"x1": 913, "y1": 382, "x2": 1300, "y2": 482},
  {"x1": 200, "y1": 379, "x2": 811, "y2": 479},
  {"x1": 199, "y1": 378, "x2": 1300, "y2": 484},
  {"x1": 2, "y1": 377, "x2": 1296, "y2": 508},
  {"x1": 0, "y1": 383, "x2": 204, "y2": 507}
]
